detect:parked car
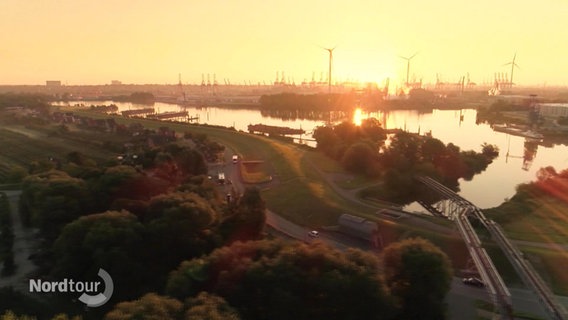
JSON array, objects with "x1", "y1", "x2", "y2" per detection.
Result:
[
  {"x1": 232, "y1": 155, "x2": 238, "y2": 163},
  {"x1": 462, "y1": 277, "x2": 484, "y2": 287},
  {"x1": 308, "y1": 230, "x2": 319, "y2": 238}
]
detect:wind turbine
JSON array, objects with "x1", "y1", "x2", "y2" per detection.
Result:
[
  {"x1": 399, "y1": 52, "x2": 418, "y2": 87},
  {"x1": 322, "y1": 46, "x2": 336, "y2": 94},
  {"x1": 503, "y1": 53, "x2": 520, "y2": 86}
]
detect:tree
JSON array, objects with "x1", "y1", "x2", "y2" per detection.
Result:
[
  {"x1": 167, "y1": 239, "x2": 394, "y2": 320},
  {"x1": 381, "y1": 237, "x2": 453, "y2": 320},
  {"x1": 481, "y1": 143, "x2": 499, "y2": 159},
  {"x1": 386, "y1": 132, "x2": 420, "y2": 165},
  {"x1": 185, "y1": 292, "x2": 241, "y2": 320},
  {"x1": 143, "y1": 192, "x2": 221, "y2": 278},
  {"x1": 52, "y1": 211, "x2": 148, "y2": 301},
  {"x1": 421, "y1": 137, "x2": 446, "y2": 163},
  {"x1": 92, "y1": 165, "x2": 142, "y2": 205},
  {"x1": 312, "y1": 126, "x2": 338, "y2": 156},
  {"x1": 341, "y1": 142, "x2": 378, "y2": 175},
  {"x1": 4, "y1": 165, "x2": 27, "y2": 184},
  {"x1": 175, "y1": 148, "x2": 207, "y2": 176},
  {"x1": 220, "y1": 187, "x2": 266, "y2": 243},
  {"x1": 0, "y1": 311, "x2": 35, "y2": 320},
  {"x1": 19, "y1": 170, "x2": 92, "y2": 240},
  {"x1": 360, "y1": 117, "x2": 387, "y2": 144},
  {"x1": 105, "y1": 293, "x2": 183, "y2": 320}
]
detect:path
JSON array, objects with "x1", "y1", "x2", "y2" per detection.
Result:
[
  {"x1": 302, "y1": 151, "x2": 458, "y2": 235},
  {"x1": 0, "y1": 190, "x2": 39, "y2": 292}
]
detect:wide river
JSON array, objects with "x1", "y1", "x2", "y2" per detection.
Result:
[{"x1": 55, "y1": 101, "x2": 568, "y2": 210}]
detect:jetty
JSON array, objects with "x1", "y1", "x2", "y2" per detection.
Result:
[
  {"x1": 122, "y1": 108, "x2": 155, "y2": 117},
  {"x1": 248, "y1": 124, "x2": 305, "y2": 135}
]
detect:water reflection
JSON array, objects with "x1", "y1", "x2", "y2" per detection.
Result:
[
  {"x1": 259, "y1": 109, "x2": 348, "y2": 122},
  {"x1": 53, "y1": 101, "x2": 568, "y2": 209},
  {"x1": 353, "y1": 108, "x2": 363, "y2": 126},
  {"x1": 505, "y1": 137, "x2": 539, "y2": 171}
]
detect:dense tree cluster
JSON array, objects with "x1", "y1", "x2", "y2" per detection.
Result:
[
  {"x1": 219, "y1": 187, "x2": 266, "y2": 243},
  {"x1": 382, "y1": 238, "x2": 453, "y2": 320},
  {"x1": 313, "y1": 118, "x2": 386, "y2": 176},
  {"x1": 19, "y1": 170, "x2": 92, "y2": 241},
  {"x1": 0, "y1": 193, "x2": 15, "y2": 275},
  {"x1": 183, "y1": 131, "x2": 225, "y2": 163},
  {"x1": 16, "y1": 143, "x2": 265, "y2": 297},
  {"x1": 112, "y1": 92, "x2": 155, "y2": 104},
  {"x1": 160, "y1": 237, "x2": 451, "y2": 320},
  {"x1": 13, "y1": 135, "x2": 267, "y2": 308},
  {"x1": 167, "y1": 239, "x2": 394, "y2": 320},
  {"x1": 368, "y1": 132, "x2": 498, "y2": 204},
  {"x1": 0, "y1": 93, "x2": 51, "y2": 111},
  {"x1": 315, "y1": 119, "x2": 499, "y2": 204},
  {"x1": 104, "y1": 292, "x2": 241, "y2": 320},
  {"x1": 260, "y1": 93, "x2": 353, "y2": 111}
]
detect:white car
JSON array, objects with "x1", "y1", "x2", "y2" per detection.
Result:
[
  {"x1": 308, "y1": 230, "x2": 319, "y2": 238},
  {"x1": 232, "y1": 155, "x2": 238, "y2": 163}
]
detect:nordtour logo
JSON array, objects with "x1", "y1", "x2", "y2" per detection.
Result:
[{"x1": 29, "y1": 268, "x2": 114, "y2": 307}]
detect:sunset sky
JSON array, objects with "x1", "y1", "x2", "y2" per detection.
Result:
[{"x1": 1, "y1": 0, "x2": 567, "y2": 86}]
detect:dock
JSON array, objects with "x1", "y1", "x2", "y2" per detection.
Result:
[
  {"x1": 147, "y1": 111, "x2": 189, "y2": 120},
  {"x1": 247, "y1": 124, "x2": 305, "y2": 135},
  {"x1": 121, "y1": 108, "x2": 155, "y2": 117}
]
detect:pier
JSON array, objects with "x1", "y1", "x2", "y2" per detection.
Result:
[
  {"x1": 145, "y1": 111, "x2": 199, "y2": 122},
  {"x1": 121, "y1": 108, "x2": 155, "y2": 117},
  {"x1": 247, "y1": 123, "x2": 305, "y2": 135}
]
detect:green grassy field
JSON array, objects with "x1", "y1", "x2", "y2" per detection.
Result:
[
  {"x1": 484, "y1": 188, "x2": 568, "y2": 245},
  {"x1": 0, "y1": 126, "x2": 118, "y2": 182}
]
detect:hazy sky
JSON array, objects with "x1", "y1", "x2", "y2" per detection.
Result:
[{"x1": 1, "y1": 0, "x2": 567, "y2": 86}]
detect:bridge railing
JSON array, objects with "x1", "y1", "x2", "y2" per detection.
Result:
[
  {"x1": 487, "y1": 220, "x2": 568, "y2": 320},
  {"x1": 416, "y1": 175, "x2": 567, "y2": 320},
  {"x1": 455, "y1": 210, "x2": 512, "y2": 318}
]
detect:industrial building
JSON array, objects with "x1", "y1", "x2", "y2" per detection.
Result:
[
  {"x1": 338, "y1": 214, "x2": 379, "y2": 247},
  {"x1": 538, "y1": 103, "x2": 568, "y2": 118}
]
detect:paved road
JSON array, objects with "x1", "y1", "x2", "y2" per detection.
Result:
[{"x1": 0, "y1": 190, "x2": 39, "y2": 292}]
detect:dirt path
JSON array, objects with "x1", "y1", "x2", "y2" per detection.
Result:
[{"x1": 0, "y1": 190, "x2": 39, "y2": 292}]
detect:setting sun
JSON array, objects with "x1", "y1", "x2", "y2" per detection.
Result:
[{"x1": 353, "y1": 108, "x2": 363, "y2": 126}]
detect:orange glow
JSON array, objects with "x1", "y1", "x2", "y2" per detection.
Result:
[
  {"x1": 0, "y1": 1, "x2": 567, "y2": 85},
  {"x1": 353, "y1": 108, "x2": 363, "y2": 126}
]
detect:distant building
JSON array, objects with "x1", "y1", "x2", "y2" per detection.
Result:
[
  {"x1": 46, "y1": 80, "x2": 62, "y2": 87},
  {"x1": 338, "y1": 214, "x2": 379, "y2": 247},
  {"x1": 538, "y1": 103, "x2": 568, "y2": 118},
  {"x1": 111, "y1": 80, "x2": 122, "y2": 85}
]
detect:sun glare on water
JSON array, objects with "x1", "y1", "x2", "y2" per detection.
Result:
[{"x1": 353, "y1": 108, "x2": 363, "y2": 126}]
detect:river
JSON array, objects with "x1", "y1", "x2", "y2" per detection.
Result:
[{"x1": 53, "y1": 101, "x2": 568, "y2": 210}]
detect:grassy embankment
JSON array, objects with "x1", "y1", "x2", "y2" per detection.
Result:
[
  {"x1": 484, "y1": 194, "x2": 568, "y2": 294},
  {"x1": 0, "y1": 125, "x2": 120, "y2": 183}
]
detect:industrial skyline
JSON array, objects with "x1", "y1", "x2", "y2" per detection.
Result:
[{"x1": 1, "y1": 0, "x2": 568, "y2": 86}]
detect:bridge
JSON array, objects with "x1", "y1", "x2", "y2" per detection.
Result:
[{"x1": 416, "y1": 176, "x2": 568, "y2": 320}]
